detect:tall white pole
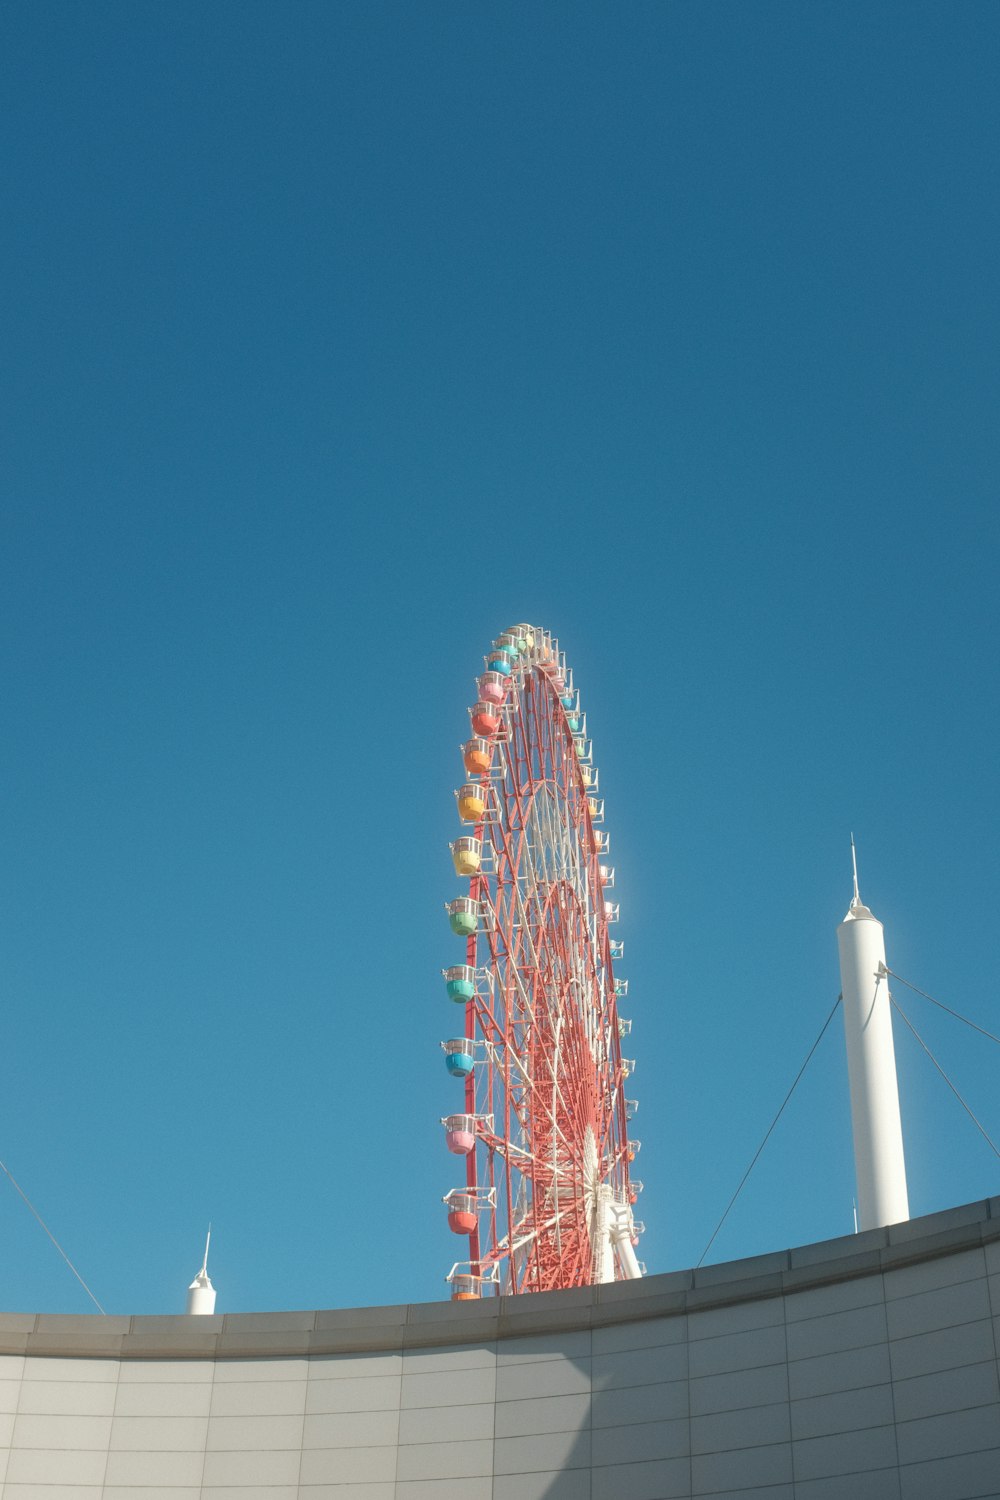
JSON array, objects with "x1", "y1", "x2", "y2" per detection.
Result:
[{"x1": 836, "y1": 844, "x2": 909, "y2": 1231}]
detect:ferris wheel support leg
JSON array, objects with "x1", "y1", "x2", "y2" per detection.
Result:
[
  {"x1": 594, "y1": 1190, "x2": 616, "y2": 1283},
  {"x1": 608, "y1": 1201, "x2": 643, "y2": 1280}
]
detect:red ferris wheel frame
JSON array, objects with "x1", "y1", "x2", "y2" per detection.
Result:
[{"x1": 441, "y1": 626, "x2": 642, "y2": 1297}]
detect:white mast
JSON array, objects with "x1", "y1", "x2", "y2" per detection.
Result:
[
  {"x1": 836, "y1": 841, "x2": 909, "y2": 1230},
  {"x1": 185, "y1": 1226, "x2": 217, "y2": 1315}
]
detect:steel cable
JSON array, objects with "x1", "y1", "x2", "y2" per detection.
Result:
[
  {"x1": 888, "y1": 996, "x2": 1000, "y2": 1161},
  {"x1": 696, "y1": 995, "x2": 842, "y2": 1268},
  {"x1": 884, "y1": 967, "x2": 1000, "y2": 1047},
  {"x1": 0, "y1": 1157, "x2": 106, "y2": 1314}
]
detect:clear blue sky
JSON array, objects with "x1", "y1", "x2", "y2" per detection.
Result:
[{"x1": 2, "y1": 1, "x2": 997, "y2": 1315}]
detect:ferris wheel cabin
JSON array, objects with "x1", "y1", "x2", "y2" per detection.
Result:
[
  {"x1": 442, "y1": 1114, "x2": 477, "y2": 1155},
  {"x1": 443, "y1": 964, "x2": 476, "y2": 1004},
  {"x1": 478, "y1": 672, "x2": 507, "y2": 705},
  {"x1": 469, "y1": 702, "x2": 500, "y2": 737},
  {"x1": 446, "y1": 897, "x2": 479, "y2": 937},
  {"x1": 462, "y1": 737, "x2": 493, "y2": 775},
  {"x1": 442, "y1": 1037, "x2": 474, "y2": 1077},
  {"x1": 455, "y1": 783, "x2": 488, "y2": 822},
  {"x1": 444, "y1": 1191, "x2": 478, "y2": 1236},
  {"x1": 450, "y1": 837, "x2": 481, "y2": 876}
]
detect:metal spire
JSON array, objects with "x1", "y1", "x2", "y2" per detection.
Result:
[{"x1": 850, "y1": 833, "x2": 860, "y2": 907}]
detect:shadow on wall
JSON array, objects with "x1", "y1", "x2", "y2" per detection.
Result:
[
  {"x1": 491, "y1": 1322, "x2": 687, "y2": 1500},
  {"x1": 482, "y1": 1221, "x2": 1000, "y2": 1500}
]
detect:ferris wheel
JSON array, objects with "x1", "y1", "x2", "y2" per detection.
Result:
[{"x1": 439, "y1": 625, "x2": 644, "y2": 1298}]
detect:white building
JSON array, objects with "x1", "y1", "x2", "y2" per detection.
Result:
[{"x1": 1, "y1": 1196, "x2": 998, "y2": 1497}]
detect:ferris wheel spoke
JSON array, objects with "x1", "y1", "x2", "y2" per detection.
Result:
[
  {"x1": 501, "y1": 1202, "x2": 587, "y2": 1257},
  {"x1": 494, "y1": 1087, "x2": 578, "y2": 1169}
]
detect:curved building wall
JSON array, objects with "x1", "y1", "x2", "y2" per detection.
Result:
[{"x1": 0, "y1": 1199, "x2": 998, "y2": 1499}]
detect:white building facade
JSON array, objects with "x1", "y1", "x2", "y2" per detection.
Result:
[{"x1": 1, "y1": 1197, "x2": 998, "y2": 1498}]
